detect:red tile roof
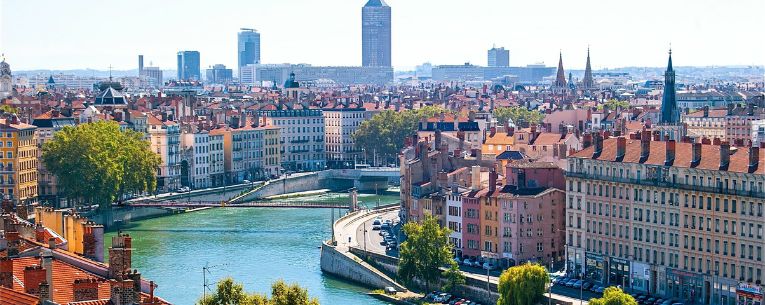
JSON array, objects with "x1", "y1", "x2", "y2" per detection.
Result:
[
  {"x1": 0, "y1": 286, "x2": 38, "y2": 305},
  {"x1": 571, "y1": 138, "x2": 765, "y2": 174}
]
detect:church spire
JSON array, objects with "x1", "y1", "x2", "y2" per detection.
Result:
[
  {"x1": 582, "y1": 47, "x2": 594, "y2": 89},
  {"x1": 554, "y1": 51, "x2": 566, "y2": 87},
  {"x1": 660, "y1": 48, "x2": 679, "y2": 124}
]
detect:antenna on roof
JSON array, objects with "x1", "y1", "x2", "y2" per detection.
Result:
[{"x1": 108, "y1": 65, "x2": 114, "y2": 81}]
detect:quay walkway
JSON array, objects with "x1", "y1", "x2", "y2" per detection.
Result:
[{"x1": 128, "y1": 200, "x2": 353, "y2": 209}]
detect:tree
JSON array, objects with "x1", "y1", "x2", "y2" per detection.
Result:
[
  {"x1": 496, "y1": 263, "x2": 548, "y2": 305},
  {"x1": 492, "y1": 107, "x2": 544, "y2": 128},
  {"x1": 42, "y1": 121, "x2": 160, "y2": 210},
  {"x1": 441, "y1": 261, "x2": 465, "y2": 293},
  {"x1": 0, "y1": 104, "x2": 17, "y2": 114},
  {"x1": 588, "y1": 287, "x2": 638, "y2": 305},
  {"x1": 598, "y1": 99, "x2": 630, "y2": 112},
  {"x1": 398, "y1": 215, "x2": 453, "y2": 291},
  {"x1": 197, "y1": 278, "x2": 319, "y2": 305},
  {"x1": 353, "y1": 106, "x2": 451, "y2": 165}
]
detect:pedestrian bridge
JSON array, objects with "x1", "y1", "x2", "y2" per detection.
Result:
[{"x1": 128, "y1": 200, "x2": 353, "y2": 209}]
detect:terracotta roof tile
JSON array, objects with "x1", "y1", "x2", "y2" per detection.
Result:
[
  {"x1": 571, "y1": 138, "x2": 765, "y2": 174},
  {"x1": 0, "y1": 286, "x2": 38, "y2": 305}
]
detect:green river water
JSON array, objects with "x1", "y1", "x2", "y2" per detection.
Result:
[{"x1": 105, "y1": 190, "x2": 400, "y2": 305}]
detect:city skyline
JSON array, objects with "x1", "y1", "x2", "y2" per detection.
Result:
[{"x1": 1, "y1": 0, "x2": 764, "y2": 71}]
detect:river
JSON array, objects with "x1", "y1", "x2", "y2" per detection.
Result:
[{"x1": 105, "y1": 190, "x2": 400, "y2": 305}]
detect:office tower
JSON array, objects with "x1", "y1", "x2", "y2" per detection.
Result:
[
  {"x1": 487, "y1": 47, "x2": 510, "y2": 67},
  {"x1": 361, "y1": 0, "x2": 391, "y2": 67},
  {"x1": 138, "y1": 55, "x2": 144, "y2": 75},
  {"x1": 206, "y1": 64, "x2": 233, "y2": 84},
  {"x1": 238, "y1": 28, "x2": 261, "y2": 79},
  {"x1": 177, "y1": 51, "x2": 201, "y2": 81}
]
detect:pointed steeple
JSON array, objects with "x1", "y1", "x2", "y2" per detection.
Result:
[
  {"x1": 554, "y1": 51, "x2": 566, "y2": 87},
  {"x1": 660, "y1": 48, "x2": 679, "y2": 124},
  {"x1": 583, "y1": 47, "x2": 594, "y2": 89}
]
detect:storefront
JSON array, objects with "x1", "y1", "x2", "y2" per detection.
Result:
[
  {"x1": 631, "y1": 262, "x2": 651, "y2": 293},
  {"x1": 609, "y1": 257, "x2": 630, "y2": 288},
  {"x1": 585, "y1": 252, "x2": 605, "y2": 284},
  {"x1": 666, "y1": 268, "x2": 705, "y2": 305},
  {"x1": 736, "y1": 283, "x2": 763, "y2": 305}
]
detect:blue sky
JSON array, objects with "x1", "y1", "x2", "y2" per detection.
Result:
[{"x1": 1, "y1": 0, "x2": 763, "y2": 71}]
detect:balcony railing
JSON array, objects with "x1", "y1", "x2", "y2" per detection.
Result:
[
  {"x1": 290, "y1": 139, "x2": 310, "y2": 144},
  {"x1": 566, "y1": 171, "x2": 765, "y2": 198}
]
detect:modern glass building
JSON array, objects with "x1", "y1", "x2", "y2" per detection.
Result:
[
  {"x1": 488, "y1": 46, "x2": 510, "y2": 67},
  {"x1": 176, "y1": 51, "x2": 201, "y2": 81},
  {"x1": 361, "y1": 0, "x2": 391, "y2": 67},
  {"x1": 238, "y1": 28, "x2": 261, "y2": 78}
]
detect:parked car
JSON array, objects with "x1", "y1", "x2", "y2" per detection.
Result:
[
  {"x1": 565, "y1": 279, "x2": 578, "y2": 287},
  {"x1": 482, "y1": 262, "x2": 496, "y2": 270},
  {"x1": 582, "y1": 281, "x2": 594, "y2": 290},
  {"x1": 462, "y1": 258, "x2": 474, "y2": 267},
  {"x1": 572, "y1": 280, "x2": 584, "y2": 289}
]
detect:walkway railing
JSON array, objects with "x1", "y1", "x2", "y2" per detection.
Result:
[{"x1": 129, "y1": 200, "x2": 352, "y2": 209}]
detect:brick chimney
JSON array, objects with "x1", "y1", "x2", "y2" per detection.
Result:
[
  {"x1": 616, "y1": 137, "x2": 627, "y2": 160},
  {"x1": 720, "y1": 141, "x2": 731, "y2": 170},
  {"x1": 665, "y1": 140, "x2": 676, "y2": 166},
  {"x1": 74, "y1": 278, "x2": 101, "y2": 302},
  {"x1": 640, "y1": 130, "x2": 651, "y2": 161},
  {"x1": 23, "y1": 265, "x2": 46, "y2": 295},
  {"x1": 5, "y1": 231, "x2": 20, "y2": 257},
  {"x1": 749, "y1": 146, "x2": 759, "y2": 173},
  {"x1": 0, "y1": 257, "x2": 12, "y2": 288},
  {"x1": 434, "y1": 129, "x2": 442, "y2": 150},
  {"x1": 471, "y1": 166, "x2": 481, "y2": 191},
  {"x1": 126, "y1": 270, "x2": 142, "y2": 304},
  {"x1": 703, "y1": 105, "x2": 709, "y2": 117},
  {"x1": 110, "y1": 279, "x2": 135, "y2": 305},
  {"x1": 108, "y1": 234, "x2": 132, "y2": 278},
  {"x1": 713, "y1": 137, "x2": 721, "y2": 145},
  {"x1": 691, "y1": 142, "x2": 702, "y2": 167},
  {"x1": 582, "y1": 133, "x2": 593, "y2": 149},
  {"x1": 701, "y1": 137, "x2": 711, "y2": 145},
  {"x1": 38, "y1": 282, "x2": 50, "y2": 303},
  {"x1": 488, "y1": 169, "x2": 498, "y2": 193},
  {"x1": 593, "y1": 132, "x2": 603, "y2": 157}
]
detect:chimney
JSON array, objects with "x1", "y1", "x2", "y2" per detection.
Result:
[
  {"x1": 582, "y1": 133, "x2": 593, "y2": 149},
  {"x1": 434, "y1": 129, "x2": 442, "y2": 149},
  {"x1": 0, "y1": 257, "x2": 12, "y2": 288},
  {"x1": 727, "y1": 103, "x2": 734, "y2": 115},
  {"x1": 720, "y1": 141, "x2": 731, "y2": 170},
  {"x1": 74, "y1": 278, "x2": 100, "y2": 302},
  {"x1": 640, "y1": 130, "x2": 651, "y2": 161},
  {"x1": 488, "y1": 169, "x2": 498, "y2": 193},
  {"x1": 652, "y1": 131, "x2": 660, "y2": 141},
  {"x1": 42, "y1": 251, "x2": 53, "y2": 293},
  {"x1": 471, "y1": 166, "x2": 481, "y2": 191},
  {"x1": 437, "y1": 171, "x2": 448, "y2": 187},
  {"x1": 110, "y1": 279, "x2": 135, "y2": 305},
  {"x1": 593, "y1": 132, "x2": 603, "y2": 157},
  {"x1": 489, "y1": 127, "x2": 496, "y2": 137},
  {"x1": 713, "y1": 137, "x2": 721, "y2": 145},
  {"x1": 507, "y1": 126, "x2": 515, "y2": 136},
  {"x1": 748, "y1": 103, "x2": 755, "y2": 116},
  {"x1": 23, "y1": 265, "x2": 46, "y2": 295},
  {"x1": 108, "y1": 233, "x2": 132, "y2": 278},
  {"x1": 616, "y1": 136, "x2": 627, "y2": 160},
  {"x1": 665, "y1": 140, "x2": 676, "y2": 166},
  {"x1": 701, "y1": 137, "x2": 711, "y2": 145},
  {"x1": 51, "y1": 109, "x2": 60, "y2": 118},
  {"x1": 703, "y1": 106, "x2": 709, "y2": 117},
  {"x1": 692, "y1": 142, "x2": 702, "y2": 167},
  {"x1": 126, "y1": 270, "x2": 142, "y2": 304},
  {"x1": 39, "y1": 282, "x2": 50, "y2": 303},
  {"x1": 750, "y1": 146, "x2": 760, "y2": 173},
  {"x1": 48, "y1": 237, "x2": 57, "y2": 250}
]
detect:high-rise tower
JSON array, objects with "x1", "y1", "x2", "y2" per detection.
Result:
[
  {"x1": 660, "y1": 49, "x2": 679, "y2": 124},
  {"x1": 582, "y1": 48, "x2": 594, "y2": 89},
  {"x1": 362, "y1": 0, "x2": 391, "y2": 67},
  {"x1": 238, "y1": 28, "x2": 261, "y2": 78},
  {"x1": 488, "y1": 46, "x2": 510, "y2": 67},
  {"x1": 177, "y1": 51, "x2": 201, "y2": 81},
  {"x1": 554, "y1": 52, "x2": 567, "y2": 88}
]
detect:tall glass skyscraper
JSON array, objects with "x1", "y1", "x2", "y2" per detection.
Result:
[
  {"x1": 177, "y1": 51, "x2": 201, "y2": 81},
  {"x1": 361, "y1": 0, "x2": 391, "y2": 67},
  {"x1": 238, "y1": 28, "x2": 261, "y2": 75}
]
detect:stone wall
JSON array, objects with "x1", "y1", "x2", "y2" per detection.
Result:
[
  {"x1": 319, "y1": 241, "x2": 407, "y2": 292},
  {"x1": 239, "y1": 173, "x2": 324, "y2": 201}
]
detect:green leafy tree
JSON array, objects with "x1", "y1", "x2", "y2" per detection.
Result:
[
  {"x1": 353, "y1": 106, "x2": 451, "y2": 165},
  {"x1": 441, "y1": 261, "x2": 465, "y2": 293},
  {"x1": 598, "y1": 99, "x2": 630, "y2": 112},
  {"x1": 496, "y1": 263, "x2": 548, "y2": 305},
  {"x1": 398, "y1": 215, "x2": 453, "y2": 291},
  {"x1": 197, "y1": 278, "x2": 319, "y2": 305},
  {"x1": 588, "y1": 287, "x2": 638, "y2": 305},
  {"x1": 492, "y1": 107, "x2": 544, "y2": 128},
  {"x1": 42, "y1": 121, "x2": 160, "y2": 210},
  {"x1": 0, "y1": 104, "x2": 18, "y2": 114}
]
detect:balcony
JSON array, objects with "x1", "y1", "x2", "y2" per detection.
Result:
[
  {"x1": 315, "y1": 138, "x2": 325, "y2": 143},
  {"x1": 290, "y1": 149, "x2": 310, "y2": 154},
  {"x1": 566, "y1": 171, "x2": 765, "y2": 198},
  {"x1": 314, "y1": 148, "x2": 325, "y2": 152},
  {"x1": 290, "y1": 139, "x2": 310, "y2": 144}
]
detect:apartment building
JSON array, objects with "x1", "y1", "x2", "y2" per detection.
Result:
[
  {"x1": 261, "y1": 108, "x2": 326, "y2": 171},
  {"x1": 0, "y1": 115, "x2": 37, "y2": 203},
  {"x1": 323, "y1": 105, "x2": 371, "y2": 168},
  {"x1": 148, "y1": 115, "x2": 181, "y2": 192},
  {"x1": 210, "y1": 122, "x2": 281, "y2": 183},
  {"x1": 31, "y1": 110, "x2": 75, "y2": 206},
  {"x1": 566, "y1": 130, "x2": 764, "y2": 305}
]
